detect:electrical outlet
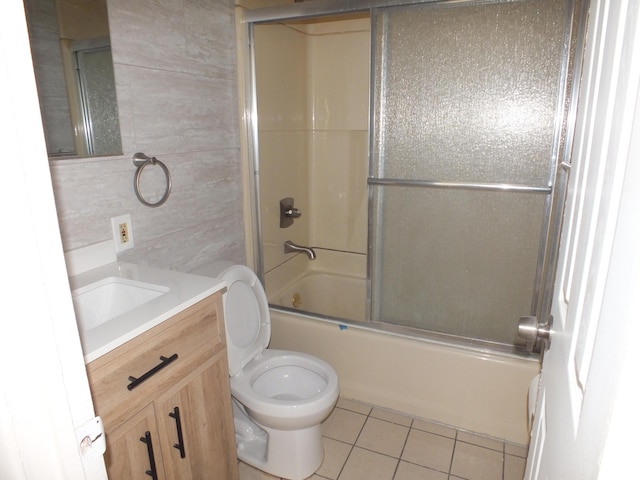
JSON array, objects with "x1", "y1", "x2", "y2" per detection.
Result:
[
  {"x1": 111, "y1": 214, "x2": 134, "y2": 253},
  {"x1": 119, "y1": 223, "x2": 129, "y2": 243}
]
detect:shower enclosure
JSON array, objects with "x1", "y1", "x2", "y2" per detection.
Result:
[{"x1": 242, "y1": 0, "x2": 585, "y2": 356}]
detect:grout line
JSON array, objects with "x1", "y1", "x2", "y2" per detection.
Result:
[
  {"x1": 333, "y1": 407, "x2": 371, "y2": 480},
  {"x1": 353, "y1": 407, "x2": 371, "y2": 445},
  {"x1": 503, "y1": 442, "x2": 506, "y2": 480},
  {"x1": 391, "y1": 418, "x2": 413, "y2": 479},
  {"x1": 454, "y1": 438, "x2": 505, "y2": 453},
  {"x1": 448, "y1": 429, "x2": 459, "y2": 478}
]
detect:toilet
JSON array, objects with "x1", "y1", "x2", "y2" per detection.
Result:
[{"x1": 218, "y1": 264, "x2": 339, "y2": 480}]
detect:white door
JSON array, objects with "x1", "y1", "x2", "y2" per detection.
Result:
[
  {"x1": 0, "y1": 2, "x2": 107, "y2": 478},
  {"x1": 525, "y1": 0, "x2": 640, "y2": 478}
]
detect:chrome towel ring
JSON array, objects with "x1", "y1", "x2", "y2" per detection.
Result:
[{"x1": 132, "y1": 152, "x2": 172, "y2": 207}]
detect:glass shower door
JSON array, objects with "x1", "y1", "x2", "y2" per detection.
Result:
[{"x1": 369, "y1": 0, "x2": 577, "y2": 347}]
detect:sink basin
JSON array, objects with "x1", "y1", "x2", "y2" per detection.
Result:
[
  {"x1": 72, "y1": 277, "x2": 170, "y2": 332},
  {"x1": 68, "y1": 261, "x2": 225, "y2": 363}
]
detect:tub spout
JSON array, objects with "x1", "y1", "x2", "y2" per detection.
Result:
[{"x1": 284, "y1": 240, "x2": 316, "y2": 260}]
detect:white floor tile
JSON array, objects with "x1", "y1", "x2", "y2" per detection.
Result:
[
  {"x1": 450, "y1": 441, "x2": 503, "y2": 480},
  {"x1": 504, "y1": 454, "x2": 527, "y2": 480},
  {"x1": 316, "y1": 437, "x2": 352, "y2": 480},
  {"x1": 238, "y1": 461, "x2": 281, "y2": 480},
  {"x1": 394, "y1": 461, "x2": 448, "y2": 480},
  {"x1": 356, "y1": 417, "x2": 409, "y2": 457},
  {"x1": 338, "y1": 447, "x2": 397, "y2": 480},
  {"x1": 322, "y1": 407, "x2": 367, "y2": 444},
  {"x1": 505, "y1": 442, "x2": 528, "y2": 458},
  {"x1": 401, "y1": 429, "x2": 455, "y2": 473}
]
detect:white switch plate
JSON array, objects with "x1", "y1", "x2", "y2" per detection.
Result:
[{"x1": 111, "y1": 214, "x2": 134, "y2": 253}]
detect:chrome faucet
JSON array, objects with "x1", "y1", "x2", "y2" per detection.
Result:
[{"x1": 284, "y1": 240, "x2": 316, "y2": 260}]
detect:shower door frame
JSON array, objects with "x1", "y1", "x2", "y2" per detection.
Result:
[{"x1": 240, "y1": 0, "x2": 588, "y2": 358}]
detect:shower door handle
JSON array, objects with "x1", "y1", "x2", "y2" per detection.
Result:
[{"x1": 517, "y1": 316, "x2": 553, "y2": 352}]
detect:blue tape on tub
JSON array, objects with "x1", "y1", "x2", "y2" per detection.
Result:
[{"x1": 339, "y1": 325, "x2": 348, "y2": 330}]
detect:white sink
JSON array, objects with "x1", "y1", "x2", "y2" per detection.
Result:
[
  {"x1": 68, "y1": 261, "x2": 226, "y2": 363},
  {"x1": 72, "y1": 277, "x2": 170, "y2": 332}
]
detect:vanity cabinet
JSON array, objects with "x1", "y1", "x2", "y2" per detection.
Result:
[{"x1": 86, "y1": 292, "x2": 238, "y2": 480}]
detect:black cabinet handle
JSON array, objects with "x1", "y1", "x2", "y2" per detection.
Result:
[
  {"x1": 139, "y1": 431, "x2": 158, "y2": 480},
  {"x1": 169, "y1": 406, "x2": 186, "y2": 458},
  {"x1": 127, "y1": 354, "x2": 178, "y2": 391}
]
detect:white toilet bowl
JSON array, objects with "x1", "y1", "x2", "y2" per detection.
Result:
[{"x1": 219, "y1": 265, "x2": 339, "y2": 480}]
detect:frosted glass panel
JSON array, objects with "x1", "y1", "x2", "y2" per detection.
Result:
[
  {"x1": 373, "y1": 0, "x2": 569, "y2": 185},
  {"x1": 371, "y1": 186, "x2": 545, "y2": 345},
  {"x1": 371, "y1": 0, "x2": 574, "y2": 347},
  {"x1": 76, "y1": 46, "x2": 121, "y2": 156}
]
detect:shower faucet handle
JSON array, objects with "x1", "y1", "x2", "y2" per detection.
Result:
[
  {"x1": 284, "y1": 207, "x2": 301, "y2": 218},
  {"x1": 280, "y1": 197, "x2": 302, "y2": 228}
]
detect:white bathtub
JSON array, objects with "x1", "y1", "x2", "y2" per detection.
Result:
[
  {"x1": 265, "y1": 250, "x2": 539, "y2": 445},
  {"x1": 272, "y1": 271, "x2": 366, "y2": 322}
]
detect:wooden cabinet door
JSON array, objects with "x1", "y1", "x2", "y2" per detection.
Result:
[
  {"x1": 93, "y1": 292, "x2": 236, "y2": 480},
  {"x1": 104, "y1": 404, "x2": 166, "y2": 480},
  {"x1": 87, "y1": 294, "x2": 223, "y2": 434},
  {"x1": 155, "y1": 355, "x2": 238, "y2": 480}
]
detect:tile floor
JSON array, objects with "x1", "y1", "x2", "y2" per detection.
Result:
[{"x1": 238, "y1": 398, "x2": 528, "y2": 480}]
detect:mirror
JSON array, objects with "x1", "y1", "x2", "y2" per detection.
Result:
[{"x1": 24, "y1": 0, "x2": 122, "y2": 158}]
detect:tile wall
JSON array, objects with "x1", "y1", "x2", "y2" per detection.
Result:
[
  {"x1": 252, "y1": 15, "x2": 370, "y2": 274},
  {"x1": 49, "y1": 0, "x2": 245, "y2": 272}
]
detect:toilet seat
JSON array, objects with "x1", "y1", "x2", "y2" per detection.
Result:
[{"x1": 220, "y1": 265, "x2": 271, "y2": 376}]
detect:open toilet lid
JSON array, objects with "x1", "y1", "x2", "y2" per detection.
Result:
[{"x1": 220, "y1": 265, "x2": 271, "y2": 376}]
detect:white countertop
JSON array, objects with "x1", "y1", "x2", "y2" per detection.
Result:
[{"x1": 69, "y1": 262, "x2": 226, "y2": 363}]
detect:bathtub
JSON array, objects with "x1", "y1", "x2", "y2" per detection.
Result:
[
  {"x1": 265, "y1": 250, "x2": 539, "y2": 445},
  {"x1": 271, "y1": 271, "x2": 366, "y2": 322}
]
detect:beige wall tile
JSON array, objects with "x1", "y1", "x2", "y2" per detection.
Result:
[
  {"x1": 308, "y1": 25, "x2": 369, "y2": 131},
  {"x1": 309, "y1": 130, "x2": 368, "y2": 252},
  {"x1": 258, "y1": 130, "x2": 310, "y2": 271},
  {"x1": 255, "y1": 23, "x2": 309, "y2": 131},
  {"x1": 254, "y1": 15, "x2": 370, "y2": 269}
]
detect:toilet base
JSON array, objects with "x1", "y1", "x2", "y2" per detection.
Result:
[{"x1": 234, "y1": 402, "x2": 324, "y2": 480}]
